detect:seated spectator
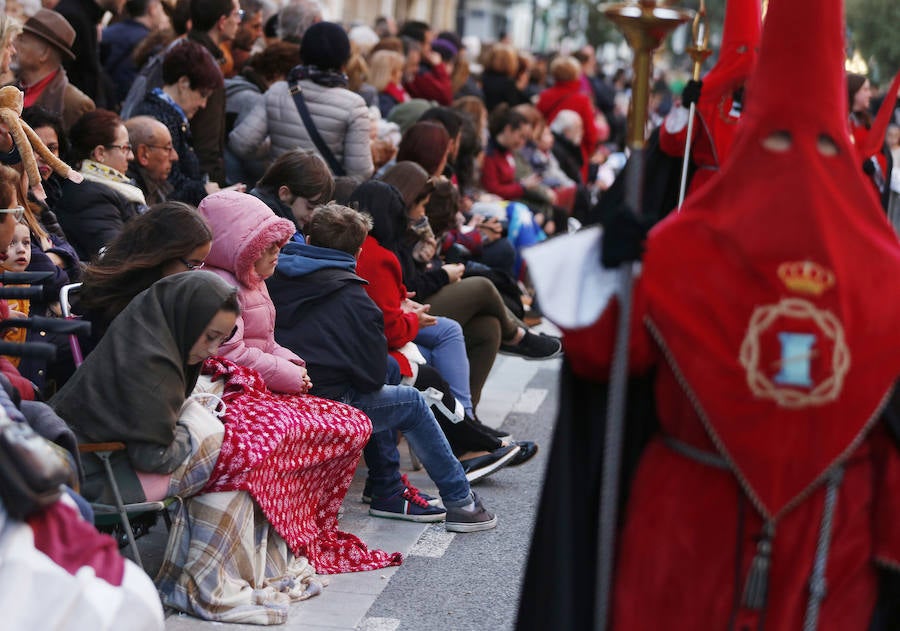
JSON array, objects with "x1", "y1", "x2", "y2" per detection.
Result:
[
  {"x1": 130, "y1": 39, "x2": 224, "y2": 206},
  {"x1": 481, "y1": 44, "x2": 527, "y2": 113},
  {"x1": 101, "y1": 0, "x2": 169, "y2": 107},
  {"x1": 221, "y1": 0, "x2": 264, "y2": 78},
  {"x1": 268, "y1": 203, "x2": 498, "y2": 530},
  {"x1": 77, "y1": 201, "x2": 213, "y2": 343},
  {"x1": 0, "y1": 221, "x2": 65, "y2": 391},
  {"x1": 196, "y1": 190, "x2": 401, "y2": 576},
  {"x1": 397, "y1": 120, "x2": 450, "y2": 177},
  {"x1": 14, "y1": 9, "x2": 94, "y2": 131},
  {"x1": 418, "y1": 106, "x2": 465, "y2": 180},
  {"x1": 54, "y1": 109, "x2": 145, "y2": 261},
  {"x1": 0, "y1": 382, "x2": 163, "y2": 629},
  {"x1": 250, "y1": 149, "x2": 335, "y2": 239},
  {"x1": 223, "y1": 41, "x2": 300, "y2": 186},
  {"x1": 230, "y1": 21, "x2": 374, "y2": 179},
  {"x1": 536, "y1": 56, "x2": 599, "y2": 183},
  {"x1": 350, "y1": 181, "x2": 536, "y2": 473},
  {"x1": 378, "y1": 162, "x2": 562, "y2": 402},
  {"x1": 51, "y1": 272, "x2": 330, "y2": 623},
  {"x1": 125, "y1": 116, "x2": 178, "y2": 205},
  {"x1": 549, "y1": 109, "x2": 586, "y2": 185},
  {"x1": 370, "y1": 49, "x2": 409, "y2": 119},
  {"x1": 0, "y1": 14, "x2": 22, "y2": 87},
  {"x1": 399, "y1": 20, "x2": 452, "y2": 106}
]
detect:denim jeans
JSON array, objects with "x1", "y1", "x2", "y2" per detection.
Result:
[
  {"x1": 349, "y1": 384, "x2": 472, "y2": 508},
  {"x1": 415, "y1": 316, "x2": 473, "y2": 415}
]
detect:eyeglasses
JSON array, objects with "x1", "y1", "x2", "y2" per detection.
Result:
[
  {"x1": 146, "y1": 144, "x2": 176, "y2": 154},
  {"x1": 233, "y1": 8, "x2": 245, "y2": 19},
  {"x1": 105, "y1": 143, "x2": 133, "y2": 153},
  {"x1": 0, "y1": 206, "x2": 25, "y2": 222},
  {"x1": 179, "y1": 257, "x2": 205, "y2": 270}
]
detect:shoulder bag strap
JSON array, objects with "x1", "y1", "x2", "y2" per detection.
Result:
[{"x1": 289, "y1": 81, "x2": 347, "y2": 176}]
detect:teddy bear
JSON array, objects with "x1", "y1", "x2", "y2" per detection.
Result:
[{"x1": 0, "y1": 85, "x2": 83, "y2": 201}]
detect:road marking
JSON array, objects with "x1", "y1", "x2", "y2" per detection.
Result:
[
  {"x1": 409, "y1": 525, "x2": 455, "y2": 558},
  {"x1": 512, "y1": 388, "x2": 548, "y2": 414},
  {"x1": 358, "y1": 618, "x2": 400, "y2": 631}
]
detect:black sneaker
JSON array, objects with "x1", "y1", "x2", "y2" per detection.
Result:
[
  {"x1": 460, "y1": 444, "x2": 520, "y2": 483},
  {"x1": 499, "y1": 331, "x2": 562, "y2": 360},
  {"x1": 507, "y1": 440, "x2": 539, "y2": 466},
  {"x1": 470, "y1": 416, "x2": 511, "y2": 440},
  {"x1": 445, "y1": 493, "x2": 497, "y2": 533},
  {"x1": 369, "y1": 487, "x2": 447, "y2": 523},
  {"x1": 362, "y1": 474, "x2": 440, "y2": 506}
]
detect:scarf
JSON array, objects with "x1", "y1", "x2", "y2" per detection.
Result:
[
  {"x1": 51, "y1": 272, "x2": 237, "y2": 474},
  {"x1": 288, "y1": 64, "x2": 349, "y2": 88},
  {"x1": 80, "y1": 159, "x2": 147, "y2": 206}
]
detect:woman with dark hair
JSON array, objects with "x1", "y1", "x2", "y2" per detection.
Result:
[
  {"x1": 373, "y1": 162, "x2": 561, "y2": 409},
  {"x1": 250, "y1": 149, "x2": 335, "y2": 237},
  {"x1": 53, "y1": 109, "x2": 145, "y2": 260},
  {"x1": 848, "y1": 72, "x2": 893, "y2": 210},
  {"x1": 77, "y1": 201, "x2": 214, "y2": 341},
  {"x1": 230, "y1": 21, "x2": 374, "y2": 178},
  {"x1": 131, "y1": 39, "x2": 226, "y2": 206},
  {"x1": 396, "y1": 120, "x2": 451, "y2": 177}
]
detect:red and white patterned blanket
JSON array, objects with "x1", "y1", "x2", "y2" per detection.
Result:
[{"x1": 201, "y1": 357, "x2": 402, "y2": 574}]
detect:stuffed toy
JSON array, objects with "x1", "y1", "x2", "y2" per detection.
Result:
[{"x1": 0, "y1": 86, "x2": 82, "y2": 201}]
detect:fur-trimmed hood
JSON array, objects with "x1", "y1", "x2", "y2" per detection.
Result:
[{"x1": 199, "y1": 190, "x2": 296, "y2": 289}]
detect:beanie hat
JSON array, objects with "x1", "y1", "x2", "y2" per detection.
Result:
[
  {"x1": 431, "y1": 38, "x2": 459, "y2": 61},
  {"x1": 300, "y1": 21, "x2": 351, "y2": 71}
]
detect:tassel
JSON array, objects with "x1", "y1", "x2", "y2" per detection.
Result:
[{"x1": 742, "y1": 523, "x2": 775, "y2": 610}]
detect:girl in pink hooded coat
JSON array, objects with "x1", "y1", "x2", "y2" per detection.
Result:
[{"x1": 197, "y1": 190, "x2": 400, "y2": 575}]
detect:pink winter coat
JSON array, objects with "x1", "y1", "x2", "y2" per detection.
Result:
[{"x1": 198, "y1": 190, "x2": 303, "y2": 394}]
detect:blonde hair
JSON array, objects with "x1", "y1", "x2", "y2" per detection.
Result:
[
  {"x1": 0, "y1": 14, "x2": 23, "y2": 51},
  {"x1": 550, "y1": 56, "x2": 582, "y2": 83},
  {"x1": 345, "y1": 51, "x2": 369, "y2": 93},
  {"x1": 484, "y1": 44, "x2": 518, "y2": 77},
  {"x1": 369, "y1": 50, "x2": 405, "y2": 92}
]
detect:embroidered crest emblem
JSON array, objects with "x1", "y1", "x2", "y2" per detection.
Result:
[{"x1": 739, "y1": 298, "x2": 850, "y2": 408}]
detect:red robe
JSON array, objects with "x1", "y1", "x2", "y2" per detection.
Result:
[{"x1": 537, "y1": 80, "x2": 600, "y2": 182}]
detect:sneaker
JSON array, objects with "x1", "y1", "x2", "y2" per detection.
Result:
[
  {"x1": 499, "y1": 331, "x2": 563, "y2": 360},
  {"x1": 507, "y1": 440, "x2": 539, "y2": 466},
  {"x1": 369, "y1": 487, "x2": 447, "y2": 523},
  {"x1": 460, "y1": 444, "x2": 521, "y2": 483},
  {"x1": 362, "y1": 474, "x2": 441, "y2": 506},
  {"x1": 445, "y1": 493, "x2": 497, "y2": 533}
]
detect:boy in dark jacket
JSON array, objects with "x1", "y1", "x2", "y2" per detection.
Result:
[{"x1": 267, "y1": 203, "x2": 497, "y2": 532}]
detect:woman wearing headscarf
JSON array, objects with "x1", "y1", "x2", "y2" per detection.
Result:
[{"x1": 51, "y1": 272, "x2": 330, "y2": 624}]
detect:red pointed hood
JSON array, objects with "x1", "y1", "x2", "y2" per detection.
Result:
[
  {"x1": 641, "y1": 0, "x2": 900, "y2": 520},
  {"x1": 701, "y1": 0, "x2": 761, "y2": 103}
]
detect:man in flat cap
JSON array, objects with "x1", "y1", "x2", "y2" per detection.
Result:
[{"x1": 15, "y1": 9, "x2": 94, "y2": 131}]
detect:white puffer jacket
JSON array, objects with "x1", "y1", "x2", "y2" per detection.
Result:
[{"x1": 228, "y1": 78, "x2": 374, "y2": 179}]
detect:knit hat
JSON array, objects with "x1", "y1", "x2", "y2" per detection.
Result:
[
  {"x1": 431, "y1": 38, "x2": 458, "y2": 62},
  {"x1": 299, "y1": 21, "x2": 350, "y2": 71}
]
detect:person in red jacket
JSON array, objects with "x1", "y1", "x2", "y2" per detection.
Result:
[
  {"x1": 536, "y1": 56, "x2": 599, "y2": 183},
  {"x1": 399, "y1": 20, "x2": 452, "y2": 106}
]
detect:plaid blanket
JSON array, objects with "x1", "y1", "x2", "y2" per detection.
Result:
[
  {"x1": 156, "y1": 391, "x2": 321, "y2": 624},
  {"x1": 201, "y1": 357, "x2": 402, "y2": 574}
]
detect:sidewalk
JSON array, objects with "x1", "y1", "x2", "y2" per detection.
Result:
[{"x1": 153, "y1": 343, "x2": 558, "y2": 631}]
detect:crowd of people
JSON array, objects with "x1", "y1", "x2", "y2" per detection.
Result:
[
  {"x1": 2, "y1": 0, "x2": 900, "y2": 626},
  {"x1": 0, "y1": 0, "x2": 642, "y2": 625}
]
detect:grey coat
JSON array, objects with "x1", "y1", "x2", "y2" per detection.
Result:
[{"x1": 228, "y1": 79, "x2": 374, "y2": 179}]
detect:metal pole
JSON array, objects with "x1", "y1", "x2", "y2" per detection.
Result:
[
  {"x1": 677, "y1": 4, "x2": 711, "y2": 210},
  {"x1": 594, "y1": 4, "x2": 692, "y2": 630}
]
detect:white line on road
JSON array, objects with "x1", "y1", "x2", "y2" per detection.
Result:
[
  {"x1": 512, "y1": 388, "x2": 548, "y2": 414},
  {"x1": 409, "y1": 525, "x2": 456, "y2": 558},
  {"x1": 358, "y1": 617, "x2": 400, "y2": 631}
]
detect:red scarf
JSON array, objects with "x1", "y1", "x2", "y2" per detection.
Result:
[{"x1": 22, "y1": 70, "x2": 59, "y2": 109}]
